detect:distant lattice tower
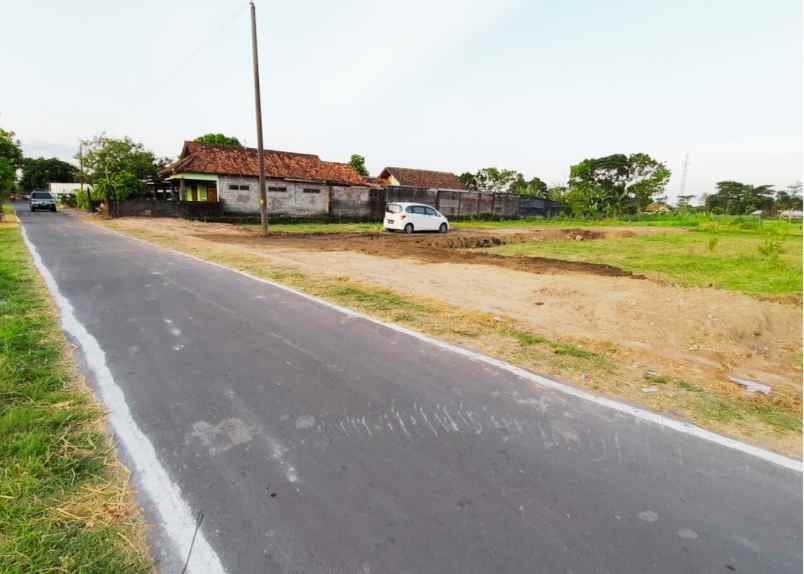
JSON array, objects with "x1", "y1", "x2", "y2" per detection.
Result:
[{"x1": 679, "y1": 153, "x2": 690, "y2": 197}]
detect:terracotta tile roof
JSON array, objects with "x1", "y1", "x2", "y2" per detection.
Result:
[
  {"x1": 363, "y1": 176, "x2": 388, "y2": 187},
  {"x1": 164, "y1": 141, "x2": 366, "y2": 186},
  {"x1": 379, "y1": 167, "x2": 466, "y2": 190}
]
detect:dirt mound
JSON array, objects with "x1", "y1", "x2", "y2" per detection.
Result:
[
  {"x1": 194, "y1": 229, "x2": 638, "y2": 279},
  {"x1": 459, "y1": 253, "x2": 641, "y2": 277}
]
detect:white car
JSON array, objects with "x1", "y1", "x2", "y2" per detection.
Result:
[{"x1": 384, "y1": 202, "x2": 449, "y2": 234}]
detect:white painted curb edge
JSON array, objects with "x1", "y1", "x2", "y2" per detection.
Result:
[
  {"x1": 94, "y1": 218, "x2": 802, "y2": 474},
  {"x1": 19, "y1": 220, "x2": 228, "y2": 574}
]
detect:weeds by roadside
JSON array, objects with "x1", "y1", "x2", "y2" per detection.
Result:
[{"x1": 0, "y1": 207, "x2": 151, "y2": 573}]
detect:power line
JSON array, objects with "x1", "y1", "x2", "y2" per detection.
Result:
[{"x1": 133, "y1": 3, "x2": 249, "y2": 114}]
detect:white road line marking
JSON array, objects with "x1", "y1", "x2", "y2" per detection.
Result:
[
  {"x1": 19, "y1": 221, "x2": 229, "y2": 574},
  {"x1": 88, "y1": 216, "x2": 803, "y2": 473}
]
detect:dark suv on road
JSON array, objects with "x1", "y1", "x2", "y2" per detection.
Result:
[{"x1": 30, "y1": 192, "x2": 57, "y2": 212}]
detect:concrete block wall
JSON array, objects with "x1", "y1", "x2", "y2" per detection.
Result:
[
  {"x1": 219, "y1": 176, "x2": 329, "y2": 216},
  {"x1": 386, "y1": 187, "x2": 438, "y2": 206},
  {"x1": 331, "y1": 186, "x2": 372, "y2": 218},
  {"x1": 213, "y1": 178, "x2": 526, "y2": 220}
]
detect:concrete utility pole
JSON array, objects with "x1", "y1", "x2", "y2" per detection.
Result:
[
  {"x1": 250, "y1": 0, "x2": 269, "y2": 236},
  {"x1": 79, "y1": 141, "x2": 91, "y2": 211}
]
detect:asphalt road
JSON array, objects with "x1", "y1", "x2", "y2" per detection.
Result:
[{"x1": 18, "y1": 207, "x2": 802, "y2": 574}]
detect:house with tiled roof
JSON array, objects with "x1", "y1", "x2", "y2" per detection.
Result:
[
  {"x1": 162, "y1": 141, "x2": 368, "y2": 215},
  {"x1": 377, "y1": 167, "x2": 466, "y2": 191}
]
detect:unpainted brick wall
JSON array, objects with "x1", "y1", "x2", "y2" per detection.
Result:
[
  {"x1": 331, "y1": 186, "x2": 372, "y2": 218},
  {"x1": 219, "y1": 176, "x2": 329, "y2": 216}
]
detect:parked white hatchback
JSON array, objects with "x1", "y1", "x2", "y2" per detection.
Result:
[{"x1": 384, "y1": 202, "x2": 450, "y2": 234}]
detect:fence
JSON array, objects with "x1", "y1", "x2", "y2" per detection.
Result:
[
  {"x1": 107, "y1": 187, "x2": 558, "y2": 221},
  {"x1": 107, "y1": 199, "x2": 224, "y2": 220},
  {"x1": 382, "y1": 187, "x2": 520, "y2": 218},
  {"x1": 518, "y1": 197, "x2": 564, "y2": 217}
]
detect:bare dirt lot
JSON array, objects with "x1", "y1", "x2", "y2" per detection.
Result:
[{"x1": 94, "y1": 215, "x2": 803, "y2": 455}]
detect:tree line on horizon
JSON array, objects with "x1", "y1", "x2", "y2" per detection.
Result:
[{"x1": 1, "y1": 127, "x2": 801, "y2": 216}]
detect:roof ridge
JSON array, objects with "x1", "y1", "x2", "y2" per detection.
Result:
[{"x1": 186, "y1": 141, "x2": 319, "y2": 159}]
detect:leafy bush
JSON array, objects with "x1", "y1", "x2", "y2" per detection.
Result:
[{"x1": 758, "y1": 237, "x2": 784, "y2": 261}]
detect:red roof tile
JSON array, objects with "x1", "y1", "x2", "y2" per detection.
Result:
[
  {"x1": 164, "y1": 141, "x2": 366, "y2": 186},
  {"x1": 379, "y1": 167, "x2": 466, "y2": 190}
]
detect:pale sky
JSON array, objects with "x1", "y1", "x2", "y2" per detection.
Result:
[{"x1": 3, "y1": 0, "x2": 801, "y2": 200}]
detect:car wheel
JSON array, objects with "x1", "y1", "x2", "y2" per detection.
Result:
[
  {"x1": 439, "y1": 223, "x2": 448, "y2": 233},
  {"x1": 404, "y1": 223, "x2": 414, "y2": 234}
]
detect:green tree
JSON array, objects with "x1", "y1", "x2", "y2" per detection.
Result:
[
  {"x1": 568, "y1": 153, "x2": 671, "y2": 215},
  {"x1": 78, "y1": 135, "x2": 160, "y2": 201},
  {"x1": 349, "y1": 154, "x2": 369, "y2": 176},
  {"x1": 19, "y1": 157, "x2": 78, "y2": 191},
  {"x1": 705, "y1": 181, "x2": 775, "y2": 214},
  {"x1": 510, "y1": 174, "x2": 548, "y2": 196},
  {"x1": 676, "y1": 194, "x2": 695, "y2": 210},
  {"x1": 458, "y1": 172, "x2": 478, "y2": 190},
  {"x1": 0, "y1": 128, "x2": 23, "y2": 193},
  {"x1": 474, "y1": 168, "x2": 522, "y2": 193},
  {"x1": 775, "y1": 182, "x2": 802, "y2": 211},
  {"x1": 193, "y1": 133, "x2": 242, "y2": 146}
]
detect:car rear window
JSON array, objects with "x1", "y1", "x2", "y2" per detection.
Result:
[
  {"x1": 31, "y1": 192, "x2": 53, "y2": 199},
  {"x1": 386, "y1": 204, "x2": 402, "y2": 213}
]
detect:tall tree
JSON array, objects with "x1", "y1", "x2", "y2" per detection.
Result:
[
  {"x1": 705, "y1": 181, "x2": 775, "y2": 214},
  {"x1": 0, "y1": 128, "x2": 23, "y2": 193},
  {"x1": 19, "y1": 157, "x2": 78, "y2": 191},
  {"x1": 460, "y1": 168, "x2": 549, "y2": 195},
  {"x1": 349, "y1": 154, "x2": 369, "y2": 176},
  {"x1": 458, "y1": 172, "x2": 478, "y2": 190},
  {"x1": 775, "y1": 182, "x2": 803, "y2": 211},
  {"x1": 194, "y1": 133, "x2": 242, "y2": 146},
  {"x1": 473, "y1": 168, "x2": 522, "y2": 193},
  {"x1": 509, "y1": 174, "x2": 548, "y2": 196},
  {"x1": 568, "y1": 153, "x2": 671, "y2": 215},
  {"x1": 78, "y1": 135, "x2": 161, "y2": 200}
]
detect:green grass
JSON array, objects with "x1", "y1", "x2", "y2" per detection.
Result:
[
  {"x1": 502, "y1": 328, "x2": 600, "y2": 361},
  {"x1": 488, "y1": 224, "x2": 802, "y2": 297},
  {"x1": 459, "y1": 212, "x2": 804, "y2": 232},
  {"x1": 0, "y1": 212, "x2": 150, "y2": 573},
  {"x1": 323, "y1": 283, "x2": 429, "y2": 313},
  {"x1": 672, "y1": 380, "x2": 802, "y2": 434}
]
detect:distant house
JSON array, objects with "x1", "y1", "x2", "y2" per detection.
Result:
[
  {"x1": 161, "y1": 141, "x2": 367, "y2": 215},
  {"x1": 644, "y1": 202, "x2": 671, "y2": 213},
  {"x1": 377, "y1": 167, "x2": 467, "y2": 191},
  {"x1": 49, "y1": 182, "x2": 89, "y2": 198},
  {"x1": 781, "y1": 209, "x2": 804, "y2": 220}
]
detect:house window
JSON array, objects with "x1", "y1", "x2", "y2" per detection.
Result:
[
  {"x1": 303, "y1": 188, "x2": 320, "y2": 194},
  {"x1": 228, "y1": 184, "x2": 239, "y2": 190},
  {"x1": 268, "y1": 186, "x2": 287, "y2": 192},
  {"x1": 198, "y1": 186, "x2": 208, "y2": 202},
  {"x1": 239, "y1": 184, "x2": 250, "y2": 190}
]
